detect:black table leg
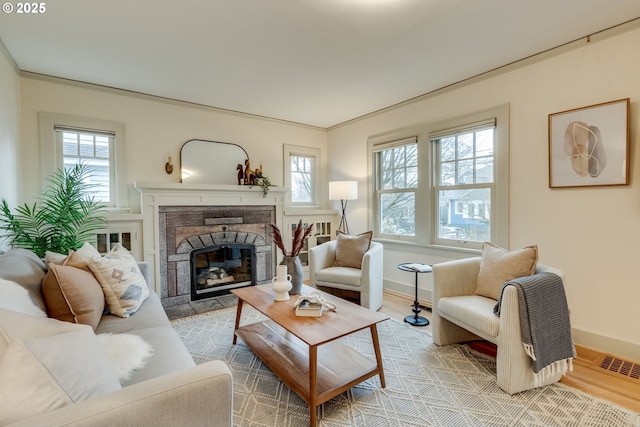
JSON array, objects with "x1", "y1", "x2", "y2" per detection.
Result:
[{"x1": 404, "y1": 271, "x2": 429, "y2": 326}]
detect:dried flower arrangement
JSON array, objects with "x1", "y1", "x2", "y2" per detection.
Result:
[{"x1": 270, "y1": 220, "x2": 314, "y2": 257}]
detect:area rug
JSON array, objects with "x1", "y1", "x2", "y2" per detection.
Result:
[{"x1": 172, "y1": 307, "x2": 639, "y2": 427}]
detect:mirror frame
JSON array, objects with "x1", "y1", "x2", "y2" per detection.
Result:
[{"x1": 180, "y1": 139, "x2": 249, "y2": 185}]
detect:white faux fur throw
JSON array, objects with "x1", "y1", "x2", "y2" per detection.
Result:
[{"x1": 97, "y1": 333, "x2": 153, "y2": 383}]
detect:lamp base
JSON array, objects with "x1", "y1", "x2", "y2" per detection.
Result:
[{"x1": 338, "y1": 199, "x2": 349, "y2": 234}]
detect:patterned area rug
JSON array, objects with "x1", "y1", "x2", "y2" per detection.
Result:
[{"x1": 172, "y1": 307, "x2": 639, "y2": 427}]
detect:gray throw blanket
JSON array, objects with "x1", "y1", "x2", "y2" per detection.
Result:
[{"x1": 494, "y1": 272, "x2": 575, "y2": 384}]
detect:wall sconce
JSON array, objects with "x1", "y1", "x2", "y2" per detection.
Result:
[
  {"x1": 165, "y1": 152, "x2": 174, "y2": 174},
  {"x1": 329, "y1": 180, "x2": 358, "y2": 234}
]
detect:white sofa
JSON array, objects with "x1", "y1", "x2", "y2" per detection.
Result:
[
  {"x1": 0, "y1": 249, "x2": 233, "y2": 427},
  {"x1": 432, "y1": 256, "x2": 566, "y2": 395}
]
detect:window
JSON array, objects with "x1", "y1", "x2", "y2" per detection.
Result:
[
  {"x1": 58, "y1": 128, "x2": 114, "y2": 203},
  {"x1": 432, "y1": 121, "x2": 495, "y2": 246},
  {"x1": 373, "y1": 138, "x2": 418, "y2": 237},
  {"x1": 369, "y1": 105, "x2": 509, "y2": 251},
  {"x1": 39, "y1": 113, "x2": 127, "y2": 209},
  {"x1": 284, "y1": 144, "x2": 320, "y2": 206}
]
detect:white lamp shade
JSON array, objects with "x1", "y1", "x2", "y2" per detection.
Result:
[{"x1": 329, "y1": 181, "x2": 358, "y2": 201}]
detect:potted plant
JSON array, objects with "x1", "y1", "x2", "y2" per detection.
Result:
[
  {"x1": 0, "y1": 163, "x2": 107, "y2": 258},
  {"x1": 270, "y1": 220, "x2": 314, "y2": 294}
]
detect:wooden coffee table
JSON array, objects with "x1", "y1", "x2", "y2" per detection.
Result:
[{"x1": 232, "y1": 284, "x2": 389, "y2": 427}]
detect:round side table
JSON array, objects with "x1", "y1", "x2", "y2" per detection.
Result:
[{"x1": 397, "y1": 263, "x2": 432, "y2": 327}]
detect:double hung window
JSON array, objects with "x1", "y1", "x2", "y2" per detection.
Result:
[
  {"x1": 369, "y1": 105, "x2": 509, "y2": 251},
  {"x1": 39, "y1": 113, "x2": 127, "y2": 210},
  {"x1": 373, "y1": 137, "x2": 418, "y2": 238},
  {"x1": 57, "y1": 127, "x2": 114, "y2": 203},
  {"x1": 284, "y1": 144, "x2": 320, "y2": 207},
  {"x1": 432, "y1": 120, "x2": 495, "y2": 245}
]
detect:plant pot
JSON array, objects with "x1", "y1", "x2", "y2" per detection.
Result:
[{"x1": 280, "y1": 255, "x2": 304, "y2": 295}]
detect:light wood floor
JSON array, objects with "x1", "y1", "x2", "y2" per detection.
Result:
[{"x1": 381, "y1": 289, "x2": 640, "y2": 413}]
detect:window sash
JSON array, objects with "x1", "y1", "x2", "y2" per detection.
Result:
[
  {"x1": 284, "y1": 144, "x2": 321, "y2": 207},
  {"x1": 55, "y1": 128, "x2": 115, "y2": 205},
  {"x1": 374, "y1": 138, "x2": 418, "y2": 239},
  {"x1": 432, "y1": 124, "x2": 496, "y2": 246},
  {"x1": 290, "y1": 154, "x2": 315, "y2": 204}
]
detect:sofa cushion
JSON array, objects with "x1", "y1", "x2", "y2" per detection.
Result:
[
  {"x1": 0, "y1": 328, "x2": 121, "y2": 425},
  {"x1": 0, "y1": 278, "x2": 47, "y2": 317},
  {"x1": 116, "y1": 326, "x2": 196, "y2": 387},
  {"x1": 0, "y1": 308, "x2": 85, "y2": 360},
  {"x1": 438, "y1": 295, "x2": 500, "y2": 339},
  {"x1": 333, "y1": 231, "x2": 372, "y2": 269},
  {"x1": 96, "y1": 292, "x2": 170, "y2": 334},
  {"x1": 42, "y1": 263, "x2": 105, "y2": 329},
  {"x1": 88, "y1": 245, "x2": 149, "y2": 318},
  {"x1": 0, "y1": 249, "x2": 47, "y2": 311},
  {"x1": 475, "y1": 242, "x2": 538, "y2": 300}
]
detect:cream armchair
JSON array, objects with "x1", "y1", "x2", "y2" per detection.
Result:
[
  {"x1": 432, "y1": 257, "x2": 565, "y2": 394},
  {"x1": 309, "y1": 241, "x2": 384, "y2": 311}
]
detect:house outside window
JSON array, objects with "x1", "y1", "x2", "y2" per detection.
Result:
[
  {"x1": 368, "y1": 105, "x2": 509, "y2": 251},
  {"x1": 284, "y1": 144, "x2": 321, "y2": 207}
]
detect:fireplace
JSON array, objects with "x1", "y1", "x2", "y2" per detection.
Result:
[
  {"x1": 158, "y1": 205, "x2": 276, "y2": 307},
  {"x1": 191, "y1": 243, "x2": 256, "y2": 300}
]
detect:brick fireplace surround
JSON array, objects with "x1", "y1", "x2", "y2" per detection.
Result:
[
  {"x1": 134, "y1": 183, "x2": 287, "y2": 307},
  {"x1": 160, "y1": 205, "x2": 275, "y2": 307}
]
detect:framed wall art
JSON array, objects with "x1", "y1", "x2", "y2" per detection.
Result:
[{"x1": 548, "y1": 98, "x2": 630, "y2": 188}]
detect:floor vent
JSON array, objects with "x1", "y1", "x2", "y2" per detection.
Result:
[{"x1": 597, "y1": 355, "x2": 640, "y2": 381}]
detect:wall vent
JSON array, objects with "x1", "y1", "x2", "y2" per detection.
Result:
[{"x1": 595, "y1": 355, "x2": 640, "y2": 382}]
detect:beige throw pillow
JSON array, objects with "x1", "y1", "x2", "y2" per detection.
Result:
[
  {"x1": 475, "y1": 242, "x2": 538, "y2": 300},
  {"x1": 65, "y1": 242, "x2": 103, "y2": 271},
  {"x1": 88, "y1": 245, "x2": 149, "y2": 318},
  {"x1": 333, "y1": 231, "x2": 373, "y2": 269},
  {"x1": 42, "y1": 264, "x2": 105, "y2": 329}
]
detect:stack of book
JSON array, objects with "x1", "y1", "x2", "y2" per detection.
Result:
[
  {"x1": 403, "y1": 263, "x2": 432, "y2": 272},
  {"x1": 294, "y1": 299, "x2": 323, "y2": 317}
]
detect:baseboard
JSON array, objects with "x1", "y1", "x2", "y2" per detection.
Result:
[
  {"x1": 572, "y1": 328, "x2": 640, "y2": 363},
  {"x1": 383, "y1": 279, "x2": 432, "y2": 308}
]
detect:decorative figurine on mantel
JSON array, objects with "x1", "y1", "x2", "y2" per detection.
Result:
[
  {"x1": 236, "y1": 163, "x2": 244, "y2": 185},
  {"x1": 236, "y1": 160, "x2": 270, "y2": 196}
]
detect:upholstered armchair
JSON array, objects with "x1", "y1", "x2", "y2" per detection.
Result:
[
  {"x1": 432, "y1": 256, "x2": 567, "y2": 395},
  {"x1": 309, "y1": 237, "x2": 384, "y2": 311}
]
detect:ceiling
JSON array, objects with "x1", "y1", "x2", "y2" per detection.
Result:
[{"x1": 1, "y1": 0, "x2": 639, "y2": 128}]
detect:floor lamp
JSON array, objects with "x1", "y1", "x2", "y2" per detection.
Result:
[{"x1": 329, "y1": 181, "x2": 358, "y2": 235}]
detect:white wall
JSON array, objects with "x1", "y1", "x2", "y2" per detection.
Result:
[
  {"x1": 0, "y1": 44, "x2": 20, "y2": 252},
  {"x1": 327, "y1": 23, "x2": 640, "y2": 358},
  {"x1": 19, "y1": 76, "x2": 328, "y2": 212}
]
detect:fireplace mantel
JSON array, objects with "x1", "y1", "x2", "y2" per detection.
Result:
[{"x1": 134, "y1": 182, "x2": 288, "y2": 295}]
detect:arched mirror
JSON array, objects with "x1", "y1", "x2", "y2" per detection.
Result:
[{"x1": 180, "y1": 139, "x2": 248, "y2": 185}]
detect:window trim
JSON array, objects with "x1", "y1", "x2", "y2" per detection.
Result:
[
  {"x1": 283, "y1": 144, "x2": 321, "y2": 208},
  {"x1": 367, "y1": 104, "x2": 510, "y2": 252},
  {"x1": 39, "y1": 112, "x2": 127, "y2": 210}
]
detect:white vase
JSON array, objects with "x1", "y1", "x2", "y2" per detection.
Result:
[{"x1": 272, "y1": 265, "x2": 293, "y2": 301}]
